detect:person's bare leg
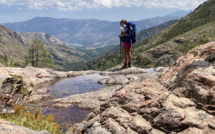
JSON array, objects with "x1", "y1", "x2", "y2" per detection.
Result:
[
  {"x1": 127, "y1": 47, "x2": 132, "y2": 67},
  {"x1": 122, "y1": 47, "x2": 128, "y2": 68},
  {"x1": 127, "y1": 47, "x2": 131, "y2": 62}
]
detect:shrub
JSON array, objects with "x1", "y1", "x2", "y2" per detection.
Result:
[{"x1": 0, "y1": 104, "x2": 63, "y2": 134}]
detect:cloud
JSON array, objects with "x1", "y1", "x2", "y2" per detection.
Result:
[{"x1": 0, "y1": 0, "x2": 207, "y2": 10}]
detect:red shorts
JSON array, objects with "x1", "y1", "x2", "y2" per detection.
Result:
[{"x1": 122, "y1": 42, "x2": 132, "y2": 48}]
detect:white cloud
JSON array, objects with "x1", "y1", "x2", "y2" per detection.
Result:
[{"x1": 0, "y1": 0, "x2": 207, "y2": 10}]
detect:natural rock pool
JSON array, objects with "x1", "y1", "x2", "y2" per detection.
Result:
[{"x1": 40, "y1": 73, "x2": 109, "y2": 130}]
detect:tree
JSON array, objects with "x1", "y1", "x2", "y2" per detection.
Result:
[
  {"x1": 0, "y1": 55, "x2": 8, "y2": 66},
  {"x1": 25, "y1": 38, "x2": 55, "y2": 68}
]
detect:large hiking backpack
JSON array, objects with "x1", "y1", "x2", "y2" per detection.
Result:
[{"x1": 122, "y1": 22, "x2": 136, "y2": 44}]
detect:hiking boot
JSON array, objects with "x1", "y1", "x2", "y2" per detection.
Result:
[
  {"x1": 121, "y1": 63, "x2": 127, "y2": 69},
  {"x1": 128, "y1": 62, "x2": 131, "y2": 68}
]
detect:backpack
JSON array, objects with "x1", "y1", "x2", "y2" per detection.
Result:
[{"x1": 122, "y1": 22, "x2": 136, "y2": 44}]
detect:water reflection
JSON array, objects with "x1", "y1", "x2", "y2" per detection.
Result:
[
  {"x1": 42, "y1": 106, "x2": 91, "y2": 131},
  {"x1": 47, "y1": 73, "x2": 109, "y2": 99},
  {"x1": 41, "y1": 73, "x2": 109, "y2": 131}
]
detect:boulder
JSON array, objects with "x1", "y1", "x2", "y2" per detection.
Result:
[{"x1": 0, "y1": 68, "x2": 13, "y2": 94}]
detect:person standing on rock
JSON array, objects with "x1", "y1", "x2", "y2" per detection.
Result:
[{"x1": 119, "y1": 19, "x2": 132, "y2": 68}]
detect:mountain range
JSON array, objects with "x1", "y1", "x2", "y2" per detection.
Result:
[{"x1": 3, "y1": 16, "x2": 182, "y2": 47}]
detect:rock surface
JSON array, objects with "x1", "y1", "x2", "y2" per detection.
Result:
[
  {"x1": 52, "y1": 85, "x2": 122, "y2": 110},
  {"x1": 98, "y1": 67, "x2": 155, "y2": 85},
  {"x1": 3, "y1": 66, "x2": 97, "y2": 87},
  {"x1": 0, "y1": 66, "x2": 97, "y2": 105},
  {"x1": 101, "y1": 67, "x2": 147, "y2": 76},
  {"x1": 67, "y1": 42, "x2": 215, "y2": 134}
]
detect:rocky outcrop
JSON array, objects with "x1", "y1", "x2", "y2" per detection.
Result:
[
  {"x1": 67, "y1": 42, "x2": 215, "y2": 134},
  {"x1": 70, "y1": 75, "x2": 167, "y2": 134},
  {"x1": 0, "y1": 66, "x2": 97, "y2": 105},
  {"x1": 0, "y1": 119, "x2": 50, "y2": 134},
  {"x1": 3, "y1": 66, "x2": 97, "y2": 88},
  {"x1": 137, "y1": 45, "x2": 182, "y2": 67},
  {"x1": 0, "y1": 67, "x2": 28, "y2": 106},
  {"x1": 159, "y1": 41, "x2": 215, "y2": 116}
]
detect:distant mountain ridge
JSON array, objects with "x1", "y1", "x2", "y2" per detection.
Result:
[
  {"x1": 164, "y1": 10, "x2": 192, "y2": 17},
  {"x1": 0, "y1": 25, "x2": 31, "y2": 62},
  {"x1": 3, "y1": 16, "x2": 183, "y2": 47},
  {"x1": 21, "y1": 32, "x2": 66, "y2": 46}
]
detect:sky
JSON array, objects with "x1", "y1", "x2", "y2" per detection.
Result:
[{"x1": 0, "y1": 0, "x2": 207, "y2": 23}]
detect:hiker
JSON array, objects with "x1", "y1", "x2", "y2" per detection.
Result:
[{"x1": 119, "y1": 19, "x2": 132, "y2": 68}]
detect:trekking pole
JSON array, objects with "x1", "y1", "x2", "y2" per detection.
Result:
[{"x1": 119, "y1": 39, "x2": 122, "y2": 64}]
